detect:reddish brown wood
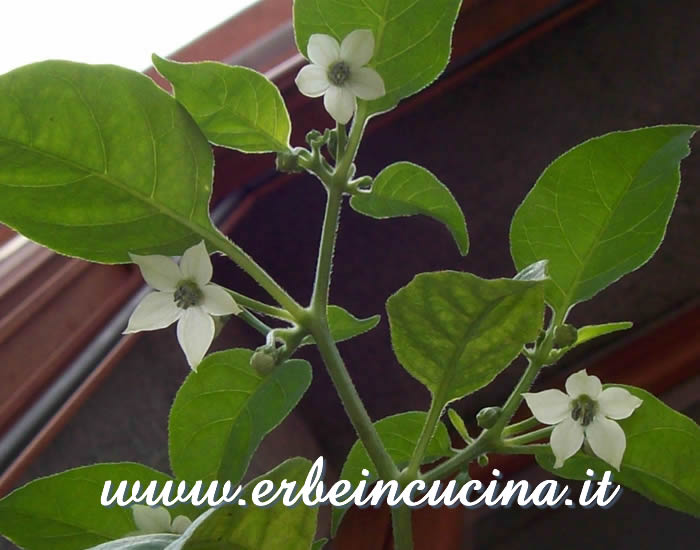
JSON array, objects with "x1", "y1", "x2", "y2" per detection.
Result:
[
  {"x1": 0, "y1": 261, "x2": 142, "y2": 434},
  {"x1": 0, "y1": 225, "x2": 13, "y2": 246}
]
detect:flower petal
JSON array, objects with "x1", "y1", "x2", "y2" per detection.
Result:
[
  {"x1": 340, "y1": 29, "x2": 375, "y2": 68},
  {"x1": 348, "y1": 67, "x2": 385, "y2": 100},
  {"x1": 585, "y1": 415, "x2": 626, "y2": 470},
  {"x1": 129, "y1": 253, "x2": 181, "y2": 292},
  {"x1": 324, "y1": 85, "x2": 356, "y2": 124},
  {"x1": 550, "y1": 416, "x2": 584, "y2": 468},
  {"x1": 201, "y1": 284, "x2": 241, "y2": 316},
  {"x1": 170, "y1": 515, "x2": 192, "y2": 535},
  {"x1": 523, "y1": 389, "x2": 571, "y2": 425},
  {"x1": 179, "y1": 241, "x2": 212, "y2": 286},
  {"x1": 565, "y1": 369, "x2": 602, "y2": 399},
  {"x1": 307, "y1": 33, "x2": 340, "y2": 67},
  {"x1": 598, "y1": 387, "x2": 643, "y2": 420},
  {"x1": 132, "y1": 505, "x2": 172, "y2": 534},
  {"x1": 124, "y1": 292, "x2": 181, "y2": 333},
  {"x1": 177, "y1": 307, "x2": 215, "y2": 370},
  {"x1": 295, "y1": 64, "x2": 330, "y2": 97}
]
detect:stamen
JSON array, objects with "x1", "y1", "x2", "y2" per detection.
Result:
[
  {"x1": 174, "y1": 280, "x2": 203, "y2": 309},
  {"x1": 571, "y1": 395, "x2": 596, "y2": 427},
  {"x1": 328, "y1": 61, "x2": 351, "y2": 86}
]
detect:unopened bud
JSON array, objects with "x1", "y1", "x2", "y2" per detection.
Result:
[
  {"x1": 250, "y1": 349, "x2": 276, "y2": 376},
  {"x1": 554, "y1": 324, "x2": 578, "y2": 348},
  {"x1": 275, "y1": 150, "x2": 302, "y2": 174},
  {"x1": 305, "y1": 129, "x2": 323, "y2": 146},
  {"x1": 476, "y1": 406, "x2": 501, "y2": 429},
  {"x1": 477, "y1": 454, "x2": 489, "y2": 467}
]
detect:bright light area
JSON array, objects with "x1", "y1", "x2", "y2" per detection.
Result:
[{"x1": 0, "y1": 1, "x2": 259, "y2": 75}]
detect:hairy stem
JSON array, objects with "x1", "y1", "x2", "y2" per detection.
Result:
[
  {"x1": 502, "y1": 415, "x2": 540, "y2": 437},
  {"x1": 237, "y1": 309, "x2": 272, "y2": 337},
  {"x1": 305, "y1": 105, "x2": 397, "y2": 483},
  {"x1": 312, "y1": 322, "x2": 399, "y2": 480},
  {"x1": 310, "y1": 184, "x2": 343, "y2": 315},
  {"x1": 504, "y1": 426, "x2": 553, "y2": 446},
  {"x1": 228, "y1": 291, "x2": 295, "y2": 321},
  {"x1": 391, "y1": 505, "x2": 414, "y2": 550},
  {"x1": 405, "y1": 396, "x2": 444, "y2": 478},
  {"x1": 207, "y1": 231, "x2": 304, "y2": 320}
]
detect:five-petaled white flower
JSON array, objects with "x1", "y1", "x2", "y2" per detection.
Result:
[
  {"x1": 295, "y1": 29, "x2": 385, "y2": 124},
  {"x1": 124, "y1": 241, "x2": 241, "y2": 370},
  {"x1": 130, "y1": 505, "x2": 191, "y2": 535},
  {"x1": 523, "y1": 369, "x2": 643, "y2": 470}
]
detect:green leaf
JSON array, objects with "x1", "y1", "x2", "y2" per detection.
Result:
[
  {"x1": 447, "y1": 408, "x2": 471, "y2": 443},
  {"x1": 301, "y1": 305, "x2": 380, "y2": 346},
  {"x1": 386, "y1": 271, "x2": 545, "y2": 405},
  {"x1": 169, "y1": 349, "x2": 311, "y2": 486},
  {"x1": 0, "y1": 61, "x2": 217, "y2": 263},
  {"x1": 331, "y1": 411, "x2": 452, "y2": 536},
  {"x1": 351, "y1": 162, "x2": 468, "y2": 255},
  {"x1": 0, "y1": 463, "x2": 187, "y2": 550},
  {"x1": 293, "y1": 0, "x2": 463, "y2": 116},
  {"x1": 574, "y1": 322, "x2": 633, "y2": 347},
  {"x1": 87, "y1": 535, "x2": 179, "y2": 550},
  {"x1": 311, "y1": 539, "x2": 328, "y2": 550},
  {"x1": 152, "y1": 55, "x2": 291, "y2": 153},
  {"x1": 170, "y1": 458, "x2": 317, "y2": 550},
  {"x1": 537, "y1": 386, "x2": 700, "y2": 517},
  {"x1": 510, "y1": 125, "x2": 698, "y2": 319}
]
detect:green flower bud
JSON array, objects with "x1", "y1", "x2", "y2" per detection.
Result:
[
  {"x1": 477, "y1": 454, "x2": 489, "y2": 467},
  {"x1": 476, "y1": 406, "x2": 501, "y2": 429},
  {"x1": 305, "y1": 129, "x2": 323, "y2": 145},
  {"x1": 250, "y1": 349, "x2": 276, "y2": 376},
  {"x1": 554, "y1": 324, "x2": 578, "y2": 348},
  {"x1": 275, "y1": 150, "x2": 303, "y2": 174}
]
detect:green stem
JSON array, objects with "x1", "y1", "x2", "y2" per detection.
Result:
[
  {"x1": 335, "y1": 103, "x2": 368, "y2": 181},
  {"x1": 206, "y1": 231, "x2": 304, "y2": 320},
  {"x1": 422, "y1": 434, "x2": 490, "y2": 485},
  {"x1": 228, "y1": 291, "x2": 294, "y2": 321},
  {"x1": 312, "y1": 322, "x2": 399, "y2": 480},
  {"x1": 238, "y1": 309, "x2": 271, "y2": 337},
  {"x1": 305, "y1": 105, "x2": 397, "y2": 481},
  {"x1": 496, "y1": 443, "x2": 550, "y2": 456},
  {"x1": 391, "y1": 505, "x2": 414, "y2": 550},
  {"x1": 309, "y1": 184, "x2": 343, "y2": 316},
  {"x1": 405, "y1": 396, "x2": 444, "y2": 478},
  {"x1": 502, "y1": 415, "x2": 540, "y2": 437},
  {"x1": 504, "y1": 426, "x2": 553, "y2": 446},
  {"x1": 491, "y1": 329, "x2": 555, "y2": 434}
]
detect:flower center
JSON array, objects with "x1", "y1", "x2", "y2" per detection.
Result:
[
  {"x1": 327, "y1": 61, "x2": 351, "y2": 86},
  {"x1": 173, "y1": 280, "x2": 203, "y2": 309},
  {"x1": 571, "y1": 395, "x2": 597, "y2": 427}
]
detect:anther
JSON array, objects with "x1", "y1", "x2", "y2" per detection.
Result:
[{"x1": 328, "y1": 61, "x2": 351, "y2": 86}]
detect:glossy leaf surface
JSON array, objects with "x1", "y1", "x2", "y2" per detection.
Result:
[
  {"x1": 511, "y1": 126, "x2": 697, "y2": 318},
  {"x1": 351, "y1": 162, "x2": 469, "y2": 255},
  {"x1": 387, "y1": 271, "x2": 545, "y2": 405},
  {"x1": 0, "y1": 61, "x2": 215, "y2": 262},
  {"x1": 152, "y1": 56, "x2": 291, "y2": 153},
  {"x1": 169, "y1": 349, "x2": 311, "y2": 486}
]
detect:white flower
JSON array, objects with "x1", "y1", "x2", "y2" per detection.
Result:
[
  {"x1": 131, "y1": 504, "x2": 191, "y2": 535},
  {"x1": 124, "y1": 241, "x2": 241, "y2": 370},
  {"x1": 295, "y1": 29, "x2": 385, "y2": 124},
  {"x1": 523, "y1": 369, "x2": 643, "y2": 469}
]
